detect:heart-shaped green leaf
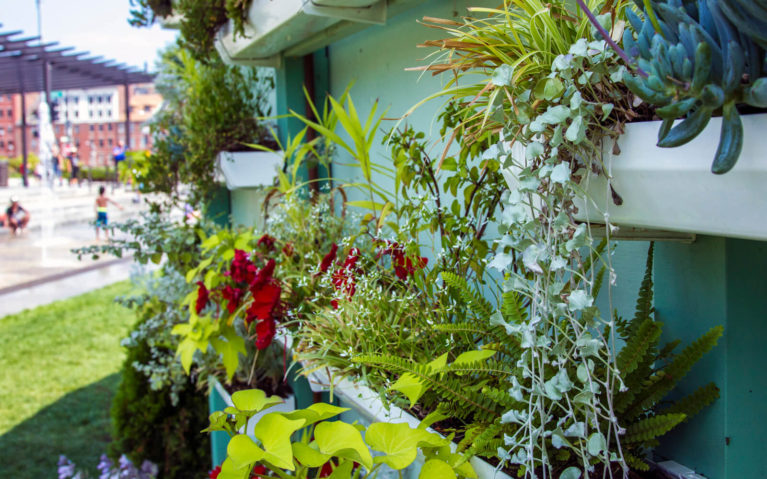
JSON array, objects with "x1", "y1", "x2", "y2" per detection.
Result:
[
  {"x1": 227, "y1": 435, "x2": 265, "y2": 468},
  {"x1": 292, "y1": 442, "x2": 332, "y2": 468},
  {"x1": 314, "y1": 421, "x2": 373, "y2": 469},
  {"x1": 419, "y1": 459, "x2": 456, "y2": 479},
  {"x1": 366, "y1": 422, "x2": 447, "y2": 470},
  {"x1": 253, "y1": 413, "x2": 306, "y2": 470},
  {"x1": 231, "y1": 389, "x2": 284, "y2": 413}
]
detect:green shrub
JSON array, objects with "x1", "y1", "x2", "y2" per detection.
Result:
[{"x1": 109, "y1": 314, "x2": 210, "y2": 479}]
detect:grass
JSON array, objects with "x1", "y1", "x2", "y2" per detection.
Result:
[{"x1": 0, "y1": 281, "x2": 136, "y2": 478}]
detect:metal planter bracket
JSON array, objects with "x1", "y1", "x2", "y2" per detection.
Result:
[
  {"x1": 302, "y1": 0, "x2": 387, "y2": 25},
  {"x1": 586, "y1": 223, "x2": 697, "y2": 244}
]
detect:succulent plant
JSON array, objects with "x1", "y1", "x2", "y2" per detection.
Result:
[{"x1": 621, "y1": 0, "x2": 767, "y2": 174}]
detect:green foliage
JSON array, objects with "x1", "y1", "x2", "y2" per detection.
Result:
[
  {"x1": 205, "y1": 388, "x2": 476, "y2": 479},
  {"x1": 411, "y1": 0, "x2": 627, "y2": 150},
  {"x1": 622, "y1": 0, "x2": 767, "y2": 173},
  {"x1": 110, "y1": 315, "x2": 210, "y2": 479},
  {"x1": 146, "y1": 44, "x2": 274, "y2": 200},
  {"x1": 129, "y1": 0, "x2": 252, "y2": 61}
]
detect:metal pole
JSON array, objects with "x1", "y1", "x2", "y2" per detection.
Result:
[
  {"x1": 123, "y1": 81, "x2": 130, "y2": 150},
  {"x1": 16, "y1": 61, "x2": 29, "y2": 187}
]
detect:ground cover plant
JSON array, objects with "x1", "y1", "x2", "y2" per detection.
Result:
[{"x1": 0, "y1": 282, "x2": 135, "y2": 478}]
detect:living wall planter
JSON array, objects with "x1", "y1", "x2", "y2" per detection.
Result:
[
  {"x1": 503, "y1": 114, "x2": 767, "y2": 241},
  {"x1": 213, "y1": 0, "x2": 427, "y2": 66},
  {"x1": 208, "y1": 377, "x2": 296, "y2": 467},
  {"x1": 216, "y1": 150, "x2": 283, "y2": 190}
]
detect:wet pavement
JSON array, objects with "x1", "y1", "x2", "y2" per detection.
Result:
[{"x1": 0, "y1": 178, "x2": 152, "y2": 317}]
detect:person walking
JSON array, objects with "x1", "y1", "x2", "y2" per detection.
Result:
[
  {"x1": 112, "y1": 141, "x2": 126, "y2": 187},
  {"x1": 5, "y1": 196, "x2": 30, "y2": 236},
  {"x1": 94, "y1": 185, "x2": 123, "y2": 241}
]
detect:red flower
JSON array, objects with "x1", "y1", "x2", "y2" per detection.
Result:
[
  {"x1": 282, "y1": 242, "x2": 294, "y2": 258},
  {"x1": 209, "y1": 466, "x2": 221, "y2": 479},
  {"x1": 231, "y1": 249, "x2": 257, "y2": 284},
  {"x1": 246, "y1": 282, "x2": 282, "y2": 324},
  {"x1": 319, "y1": 461, "x2": 334, "y2": 477},
  {"x1": 195, "y1": 281, "x2": 209, "y2": 314},
  {"x1": 250, "y1": 464, "x2": 268, "y2": 477},
  {"x1": 221, "y1": 285, "x2": 244, "y2": 314},
  {"x1": 250, "y1": 259, "x2": 275, "y2": 291},
  {"x1": 255, "y1": 318, "x2": 276, "y2": 350},
  {"x1": 330, "y1": 299, "x2": 339, "y2": 310},
  {"x1": 318, "y1": 243, "x2": 338, "y2": 275},
  {"x1": 343, "y1": 248, "x2": 360, "y2": 269},
  {"x1": 257, "y1": 234, "x2": 276, "y2": 251},
  {"x1": 332, "y1": 268, "x2": 356, "y2": 298},
  {"x1": 379, "y1": 242, "x2": 427, "y2": 280}
]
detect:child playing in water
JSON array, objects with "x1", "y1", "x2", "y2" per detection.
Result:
[{"x1": 95, "y1": 186, "x2": 123, "y2": 241}]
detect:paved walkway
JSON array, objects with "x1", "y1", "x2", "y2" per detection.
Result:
[{"x1": 0, "y1": 178, "x2": 152, "y2": 317}]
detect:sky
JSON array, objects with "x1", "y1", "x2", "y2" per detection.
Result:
[{"x1": 0, "y1": 0, "x2": 178, "y2": 72}]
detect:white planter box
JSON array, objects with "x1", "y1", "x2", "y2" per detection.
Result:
[
  {"x1": 275, "y1": 334, "x2": 511, "y2": 479},
  {"x1": 504, "y1": 114, "x2": 767, "y2": 241},
  {"x1": 213, "y1": 0, "x2": 389, "y2": 66},
  {"x1": 216, "y1": 150, "x2": 283, "y2": 190}
]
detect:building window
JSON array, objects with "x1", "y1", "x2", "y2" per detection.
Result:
[
  {"x1": 8, "y1": 141, "x2": 13, "y2": 151},
  {"x1": 98, "y1": 124, "x2": 103, "y2": 131},
  {"x1": 89, "y1": 125, "x2": 94, "y2": 131},
  {"x1": 88, "y1": 96, "x2": 93, "y2": 104},
  {"x1": 97, "y1": 96, "x2": 102, "y2": 103},
  {"x1": 108, "y1": 138, "x2": 113, "y2": 147},
  {"x1": 74, "y1": 111, "x2": 79, "y2": 119},
  {"x1": 0, "y1": 110, "x2": 4, "y2": 118},
  {"x1": 7, "y1": 109, "x2": 12, "y2": 117},
  {"x1": 144, "y1": 105, "x2": 151, "y2": 113},
  {"x1": 99, "y1": 139, "x2": 104, "y2": 147},
  {"x1": 1, "y1": 141, "x2": 5, "y2": 148},
  {"x1": 118, "y1": 124, "x2": 125, "y2": 134},
  {"x1": 89, "y1": 111, "x2": 93, "y2": 118},
  {"x1": 107, "y1": 123, "x2": 113, "y2": 131},
  {"x1": 74, "y1": 125, "x2": 79, "y2": 134}
]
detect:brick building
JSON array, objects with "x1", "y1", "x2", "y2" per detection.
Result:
[{"x1": 7, "y1": 82, "x2": 161, "y2": 168}]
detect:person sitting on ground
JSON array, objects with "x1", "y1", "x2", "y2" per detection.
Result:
[
  {"x1": 6, "y1": 196, "x2": 30, "y2": 235},
  {"x1": 95, "y1": 185, "x2": 123, "y2": 241}
]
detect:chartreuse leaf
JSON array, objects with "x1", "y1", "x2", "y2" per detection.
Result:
[
  {"x1": 452, "y1": 350, "x2": 496, "y2": 367},
  {"x1": 314, "y1": 421, "x2": 373, "y2": 469},
  {"x1": 234, "y1": 233, "x2": 252, "y2": 251},
  {"x1": 218, "y1": 457, "x2": 252, "y2": 479},
  {"x1": 327, "y1": 461, "x2": 355, "y2": 479},
  {"x1": 420, "y1": 459, "x2": 456, "y2": 479},
  {"x1": 282, "y1": 403, "x2": 349, "y2": 426},
  {"x1": 390, "y1": 374, "x2": 425, "y2": 408},
  {"x1": 292, "y1": 442, "x2": 331, "y2": 468},
  {"x1": 366, "y1": 422, "x2": 447, "y2": 470},
  {"x1": 201, "y1": 234, "x2": 221, "y2": 251},
  {"x1": 390, "y1": 353, "x2": 449, "y2": 407},
  {"x1": 345, "y1": 200, "x2": 387, "y2": 212},
  {"x1": 231, "y1": 389, "x2": 284, "y2": 414},
  {"x1": 210, "y1": 327, "x2": 247, "y2": 380},
  {"x1": 227, "y1": 435, "x2": 265, "y2": 468},
  {"x1": 253, "y1": 413, "x2": 306, "y2": 470}
]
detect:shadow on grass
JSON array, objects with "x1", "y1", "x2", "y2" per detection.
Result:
[{"x1": 0, "y1": 373, "x2": 120, "y2": 478}]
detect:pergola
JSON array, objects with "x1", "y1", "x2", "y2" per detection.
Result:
[{"x1": 0, "y1": 25, "x2": 155, "y2": 186}]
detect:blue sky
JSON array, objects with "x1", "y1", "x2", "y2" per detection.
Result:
[{"x1": 0, "y1": 0, "x2": 178, "y2": 72}]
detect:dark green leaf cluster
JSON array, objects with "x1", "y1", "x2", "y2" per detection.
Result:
[
  {"x1": 129, "y1": 0, "x2": 253, "y2": 62},
  {"x1": 623, "y1": 0, "x2": 767, "y2": 173},
  {"x1": 110, "y1": 315, "x2": 211, "y2": 479}
]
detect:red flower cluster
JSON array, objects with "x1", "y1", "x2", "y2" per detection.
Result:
[
  {"x1": 195, "y1": 249, "x2": 283, "y2": 351},
  {"x1": 318, "y1": 243, "x2": 338, "y2": 275},
  {"x1": 332, "y1": 248, "x2": 360, "y2": 299},
  {"x1": 379, "y1": 242, "x2": 428, "y2": 280},
  {"x1": 257, "y1": 234, "x2": 276, "y2": 251},
  {"x1": 195, "y1": 281, "x2": 209, "y2": 314}
]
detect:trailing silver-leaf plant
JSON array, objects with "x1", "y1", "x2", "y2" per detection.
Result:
[
  {"x1": 356, "y1": 244, "x2": 722, "y2": 476},
  {"x1": 621, "y1": 0, "x2": 767, "y2": 173}
]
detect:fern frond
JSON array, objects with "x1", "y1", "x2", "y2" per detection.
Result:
[
  {"x1": 434, "y1": 323, "x2": 487, "y2": 335},
  {"x1": 617, "y1": 319, "x2": 662, "y2": 377},
  {"x1": 624, "y1": 413, "x2": 686, "y2": 444},
  {"x1": 624, "y1": 452, "x2": 650, "y2": 471},
  {"x1": 659, "y1": 383, "x2": 720, "y2": 422},
  {"x1": 664, "y1": 326, "x2": 723, "y2": 385},
  {"x1": 625, "y1": 243, "x2": 655, "y2": 338},
  {"x1": 501, "y1": 289, "x2": 526, "y2": 323},
  {"x1": 441, "y1": 271, "x2": 494, "y2": 322},
  {"x1": 656, "y1": 339, "x2": 681, "y2": 362},
  {"x1": 462, "y1": 421, "x2": 504, "y2": 459}
]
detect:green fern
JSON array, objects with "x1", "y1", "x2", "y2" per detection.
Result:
[
  {"x1": 441, "y1": 271, "x2": 494, "y2": 322},
  {"x1": 616, "y1": 318, "x2": 662, "y2": 377},
  {"x1": 659, "y1": 383, "x2": 720, "y2": 422},
  {"x1": 624, "y1": 413, "x2": 686, "y2": 444}
]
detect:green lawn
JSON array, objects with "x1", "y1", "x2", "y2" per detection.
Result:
[{"x1": 0, "y1": 281, "x2": 136, "y2": 478}]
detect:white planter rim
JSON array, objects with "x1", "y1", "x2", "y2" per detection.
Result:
[{"x1": 216, "y1": 150, "x2": 283, "y2": 191}]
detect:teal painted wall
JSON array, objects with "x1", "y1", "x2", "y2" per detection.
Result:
[
  {"x1": 205, "y1": 185, "x2": 231, "y2": 227},
  {"x1": 655, "y1": 237, "x2": 767, "y2": 479}
]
